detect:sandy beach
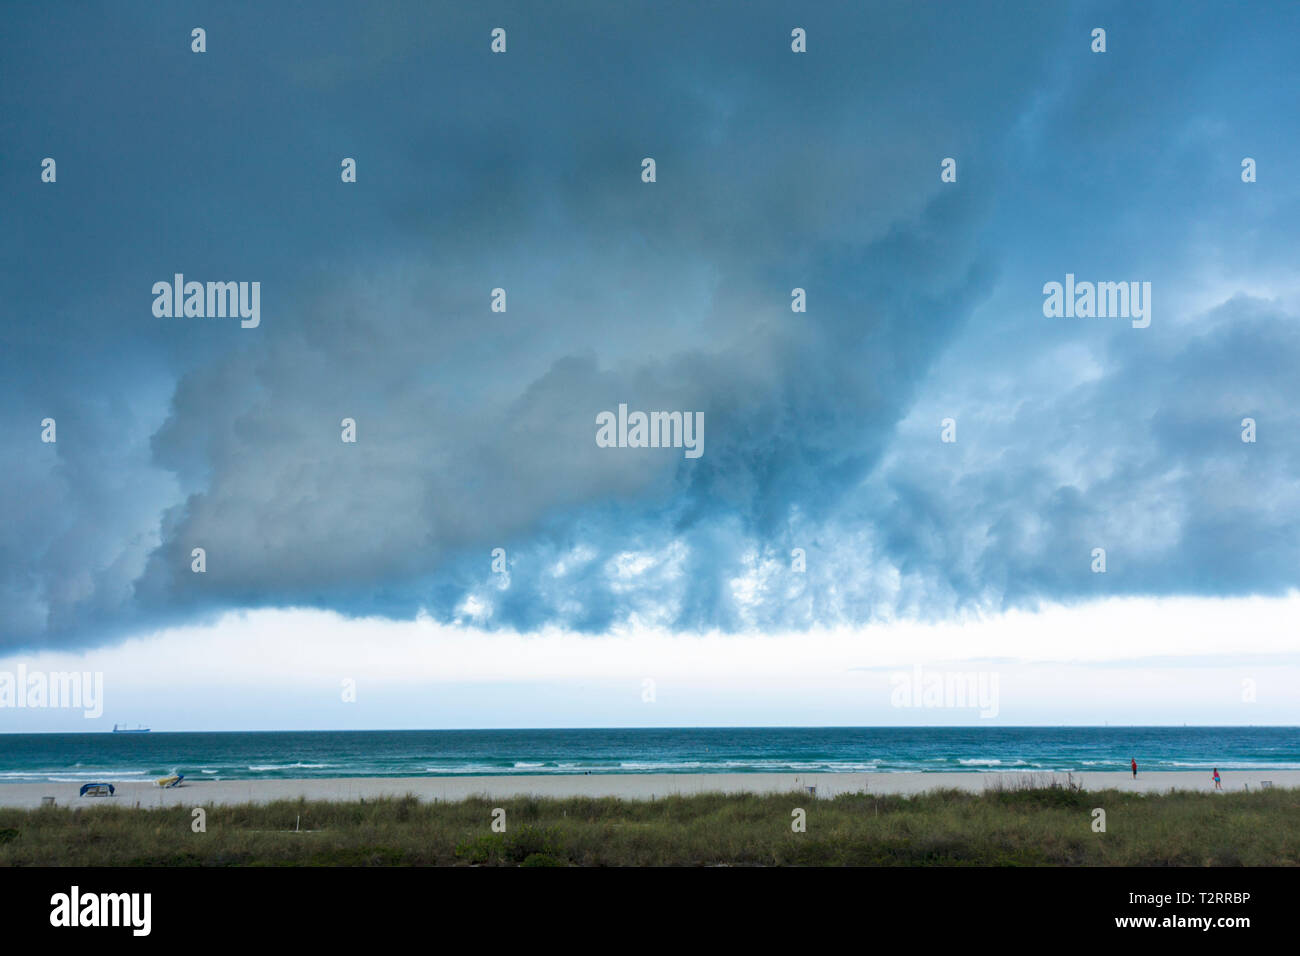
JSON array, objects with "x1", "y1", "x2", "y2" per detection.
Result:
[{"x1": 2, "y1": 770, "x2": 1296, "y2": 809}]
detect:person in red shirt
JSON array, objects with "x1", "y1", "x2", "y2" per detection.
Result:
[{"x1": 1131, "y1": 758, "x2": 1138, "y2": 779}]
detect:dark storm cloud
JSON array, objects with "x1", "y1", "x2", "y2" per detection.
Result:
[
  {"x1": 2, "y1": 1, "x2": 1298, "y2": 648},
  {"x1": 865, "y1": 295, "x2": 1300, "y2": 618}
]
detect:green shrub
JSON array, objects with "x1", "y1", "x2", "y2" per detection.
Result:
[
  {"x1": 2, "y1": 786, "x2": 1296, "y2": 867},
  {"x1": 454, "y1": 833, "x2": 506, "y2": 864},
  {"x1": 506, "y1": 825, "x2": 564, "y2": 863}
]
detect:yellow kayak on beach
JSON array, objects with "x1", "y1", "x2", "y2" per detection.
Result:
[{"x1": 156, "y1": 774, "x2": 184, "y2": 788}]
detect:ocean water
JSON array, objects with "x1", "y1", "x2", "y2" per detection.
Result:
[{"x1": 0, "y1": 727, "x2": 1297, "y2": 784}]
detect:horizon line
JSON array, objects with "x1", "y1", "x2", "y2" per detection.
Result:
[{"x1": 3, "y1": 723, "x2": 1298, "y2": 735}]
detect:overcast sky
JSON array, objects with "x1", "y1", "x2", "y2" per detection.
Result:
[{"x1": 2, "y1": 2, "x2": 1298, "y2": 729}]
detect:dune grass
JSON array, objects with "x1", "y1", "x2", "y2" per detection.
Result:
[{"x1": 1, "y1": 781, "x2": 1296, "y2": 866}]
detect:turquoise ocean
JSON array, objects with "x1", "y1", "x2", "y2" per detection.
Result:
[{"x1": 0, "y1": 727, "x2": 1296, "y2": 783}]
